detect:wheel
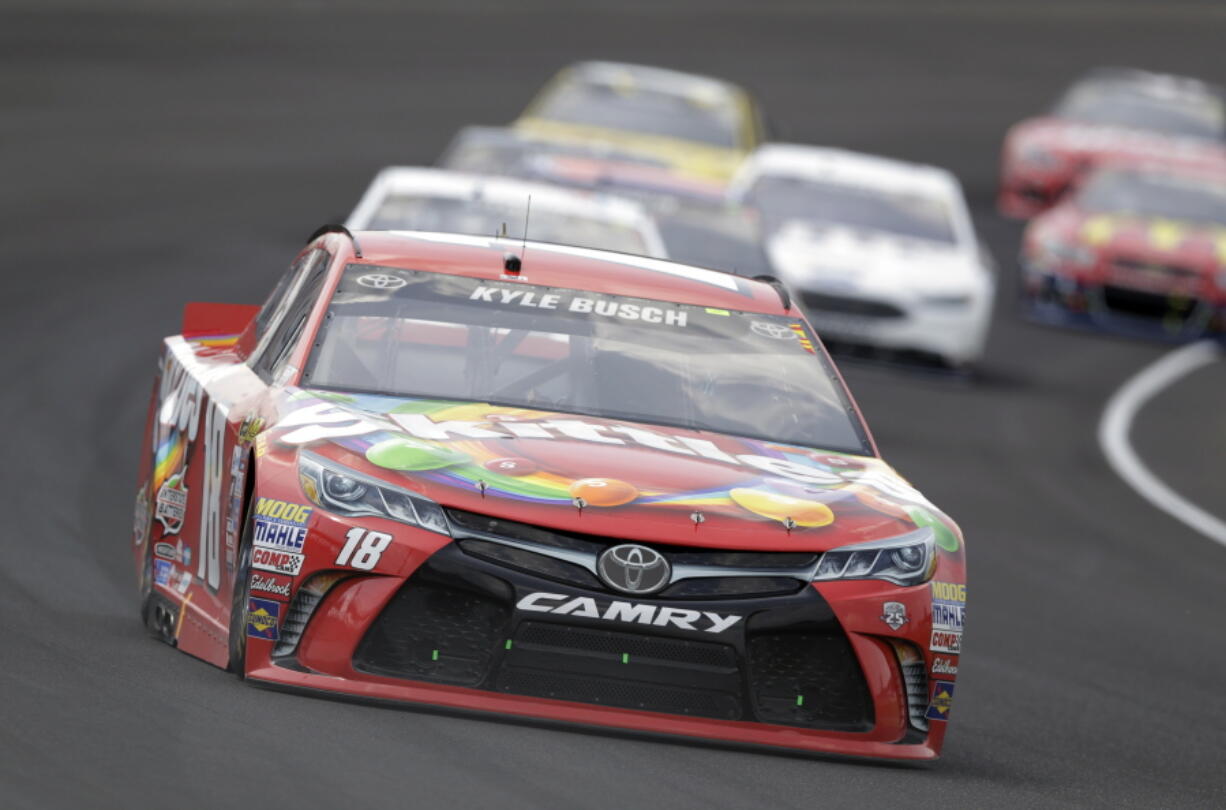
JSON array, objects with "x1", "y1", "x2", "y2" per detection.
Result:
[{"x1": 226, "y1": 510, "x2": 256, "y2": 676}]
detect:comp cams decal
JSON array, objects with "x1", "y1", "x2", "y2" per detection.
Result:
[
  {"x1": 517, "y1": 592, "x2": 742, "y2": 634},
  {"x1": 252, "y1": 548, "x2": 304, "y2": 576}
]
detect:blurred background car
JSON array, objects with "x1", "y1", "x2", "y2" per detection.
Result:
[
  {"x1": 998, "y1": 67, "x2": 1226, "y2": 218},
  {"x1": 346, "y1": 166, "x2": 668, "y2": 258},
  {"x1": 511, "y1": 61, "x2": 767, "y2": 181},
  {"x1": 1021, "y1": 159, "x2": 1226, "y2": 339},
  {"x1": 730, "y1": 144, "x2": 996, "y2": 370},
  {"x1": 440, "y1": 125, "x2": 773, "y2": 276}
]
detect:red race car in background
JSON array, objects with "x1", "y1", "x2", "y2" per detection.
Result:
[
  {"x1": 999, "y1": 67, "x2": 1226, "y2": 218},
  {"x1": 132, "y1": 226, "x2": 966, "y2": 761},
  {"x1": 1020, "y1": 159, "x2": 1226, "y2": 339}
]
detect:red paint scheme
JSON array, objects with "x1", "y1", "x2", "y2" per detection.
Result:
[
  {"x1": 132, "y1": 230, "x2": 966, "y2": 761},
  {"x1": 1021, "y1": 161, "x2": 1226, "y2": 330},
  {"x1": 998, "y1": 116, "x2": 1226, "y2": 218}
]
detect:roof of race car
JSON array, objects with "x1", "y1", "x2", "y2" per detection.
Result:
[
  {"x1": 1067, "y1": 66, "x2": 1223, "y2": 100},
  {"x1": 731, "y1": 143, "x2": 962, "y2": 199},
  {"x1": 345, "y1": 229, "x2": 789, "y2": 313},
  {"x1": 346, "y1": 166, "x2": 662, "y2": 235},
  {"x1": 563, "y1": 61, "x2": 747, "y2": 107}
]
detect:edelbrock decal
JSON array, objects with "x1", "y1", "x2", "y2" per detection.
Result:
[{"x1": 516, "y1": 592, "x2": 742, "y2": 634}]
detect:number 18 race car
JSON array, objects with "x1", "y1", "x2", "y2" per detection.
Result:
[{"x1": 132, "y1": 226, "x2": 967, "y2": 761}]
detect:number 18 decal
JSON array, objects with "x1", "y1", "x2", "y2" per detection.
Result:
[{"x1": 336, "y1": 528, "x2": 392, "y2": 570}]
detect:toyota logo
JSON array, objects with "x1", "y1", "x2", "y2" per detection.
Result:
[
  {"x1": 750, "y1": 321, "x2": 797, "y2": 340},
  {"x1": 597, "y1": 544, "x2": 671, "y2": 595},
  {"x1": 357, "y1": 273, "x2": 407, "y2": 290}
]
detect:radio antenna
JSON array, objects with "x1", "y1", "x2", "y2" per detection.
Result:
[{"x1": 520, "y1": 194, "x2": 531, "y2": 264}]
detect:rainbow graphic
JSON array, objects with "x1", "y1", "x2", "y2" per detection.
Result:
[{"x1": 153, "y1": 431, "x2": 187, "y2": 491}]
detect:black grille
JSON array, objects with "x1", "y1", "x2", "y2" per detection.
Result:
[
  {"x1": 1102, "y1": 285, "x2": 1204, "y2": 322},
  {"x1": 447, "y1": 507, "x2": 817, "y2": 591},
  {"x1": 660, "y1": 576, "x2": 805, "y2": 599},
  {"x1": 747, "y1": 633, "x2": 874, "y2": 731},
  {"x1": 801, "y1": 291, "x2": 905, "y2": 319},
  {"x1": 354, "y1": 549, "x2": 875, "y2": 733},
  {"x1": 457, "y1": 539, "x2": 601, "y2": 590},
  {"x1": 1112, "y1": 257, "x2": 1199, "y2": 281},
  {"x1": 354, "y1": 580, "x2": 510, "y2": 686},
  {"x1": 498, "y1": 622, "x2": 741, "y2": 719}
]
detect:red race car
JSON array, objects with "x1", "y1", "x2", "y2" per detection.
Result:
[
  {"x1": 999, "y1": 67, "x2": 1226, "y2": 218},
  {"x1": 132, "y1": 226, "x2": 966, "y2": 761},
  {"x1": 1020, "y1": 160, "x2": 1226, "y2": 339}
]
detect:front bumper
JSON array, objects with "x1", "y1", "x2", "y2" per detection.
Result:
[
  {"x1": 1020, "y1": 258, "x2": 1226, "y2": 342},
  {"x1": 246, "y1": 528, "x2": 952, "y2": 761},
  {"x1": 797, "y1": 288, "x2": 992, "y2": 367}
]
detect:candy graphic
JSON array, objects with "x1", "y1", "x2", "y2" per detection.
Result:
[
  {"x1": 568, "y1": 477, "x2": 639, "y2": 507},
  {"x1": 483, "y1": 457, "x2": 539, "y2": 476},
  {"x1": 905, "y1": 505, "x2": 960, "y2": 552},
  {"x1": 729, "y1": 488, "x2": 835, "y2": 527},
  {"x1": 366, "y1": 436, "x2": 469, "y2": 471}
]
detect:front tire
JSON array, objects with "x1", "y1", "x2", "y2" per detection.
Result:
[{"x1": 226, "y1": 512, "x2": 256, "y2": 676}]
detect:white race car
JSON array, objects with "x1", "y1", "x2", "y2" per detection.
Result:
[
  {"x1": 347, "y1": 167, "x2": 668, "y2": 260},
  {"x1": 729, "y1": 145, "x2": 995, "y2": 369}
]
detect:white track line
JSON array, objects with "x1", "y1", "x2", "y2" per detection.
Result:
[{"x1": 1098, "y1": 340, "x2": 1226, "y2": 548}]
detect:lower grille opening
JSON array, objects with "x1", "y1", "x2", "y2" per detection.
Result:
[
  {"x1": 1101, "y1": 285, "x2": 1205, "y2": 324},
  {"x1": 802, "y1": 291, "x2": 905, "y2": 319},
  {"x1": 354, "y1": 580, "x2": 510, "y2": 686},
  {"x1": 747, "y1": 633, "x2": 874, "y2": 731},
  {"x1": 353, "y1": 550, "x2": 876, "y2": 732}
]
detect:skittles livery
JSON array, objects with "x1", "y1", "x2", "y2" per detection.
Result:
[{"x1": 132, "y1": 228, "x2": 966, "y2": 762}]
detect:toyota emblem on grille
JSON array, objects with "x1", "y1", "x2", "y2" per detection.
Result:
[{"x1": 597, "y1": 544, "x2": 671, "y2": 595}]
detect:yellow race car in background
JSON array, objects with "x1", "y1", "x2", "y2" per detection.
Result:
[{"x1": 513, "y1": 61, "x2": 766, "y2": 181}]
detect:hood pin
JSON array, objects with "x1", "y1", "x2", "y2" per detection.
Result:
[
  {"x1": 476, "y1": 480, "x2": 487, "y2": 498},
  {"x1": 690, "y1": 511, "x2": 705, "y2": 531},
  {"x1": 572, "y1": 496, "x2": 587, "y2": 515},
  {"x1": 783, "y1": 516, "x2": 797, "y2": 534}
]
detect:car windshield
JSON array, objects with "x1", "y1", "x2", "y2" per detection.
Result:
[
  {"x1": 303, "y1": 265, "x2": 872, "y2": 454},
  {"x1": 532, "y1": 80, "x2": 742, "y2": 148},
  {"x1": 362, "y1": 194, "x2": 653, "y2": 257},
  {"x1": 746, "y1": 175, "x2": 957, "y2": 244},
  {"x1": 1079, "y1": 169, "x2": 1226, "y2": 224},
  {"x1": 1055, "y1": 80, "x2": 1224, "y2": 140}
]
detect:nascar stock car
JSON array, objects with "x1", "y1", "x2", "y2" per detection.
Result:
[
  {"x1": 1020, "y1": 159, "x2": 1226, "y2": 339},
  {"x1": 132, "y1": 226, "x2": 966, "y2": 761},
  {"x1": 346, "y1": 167, "x2": 667, "y2": 259},
  {"x1": 439, "y1": 125, "x2": 774, "y2": 277},
  {"x1": 512, "y1": 61, "x2": 766, "y2": 182},
  {"x1": 999, "y1": 67, "x2": 1226, "y2": 218},
  {"x1": 729, "y1": 144, "x2": 996, "y2": 370}
]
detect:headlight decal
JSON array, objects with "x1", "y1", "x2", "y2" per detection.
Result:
[
  {"x1": 811, "y1": 527, "x2": 935, "y2": 587},
  {"x1": 298, "y1": 451, "x2": 451, "y2": 536}
]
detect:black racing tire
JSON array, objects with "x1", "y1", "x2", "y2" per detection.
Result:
[{"x1": 226, "y1": 511, "x2": 256, "y2": 677}]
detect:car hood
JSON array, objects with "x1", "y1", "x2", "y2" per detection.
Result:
[
  {"x1": 267, "y1": 389, "x2": 961, "y2": 553},
  {"x1": 765, "y1": 220, "x2": 982, "y2": 297},
  {"x1": 1052, "y1": 208, "x2": 1226, "y2": 270}
]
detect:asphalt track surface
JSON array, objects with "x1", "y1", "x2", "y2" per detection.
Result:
[{"x1": 3, "y1": 2, "x2": 1226, "y2": 808}]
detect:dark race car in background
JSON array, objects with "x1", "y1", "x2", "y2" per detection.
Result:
[
  {"x1": 440, "y1": 125, "x2": 774, "y2": 277},
  {"x1": 999, "y1": 67, "x2": 1226, "y2": 218},
  {"x1": 132, "y1": 227, "x2": 966, "y2": 761},
  {"x1": 1021, "y1": 159, "x2": 1226, "y2": 339}
]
